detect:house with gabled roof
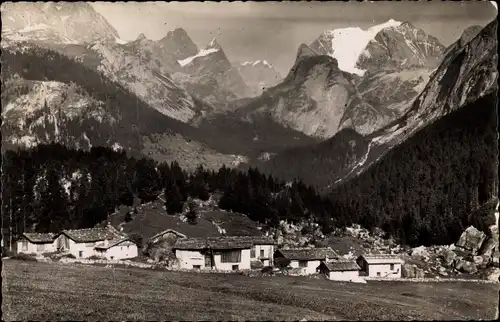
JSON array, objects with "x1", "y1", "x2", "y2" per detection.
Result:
[
  {"x1": 172, "y1": 236, "x2": 253, "y2": 271},
  {"x1": 274, "y1": 247, "x2": 339, "y2": 275},
  {"x1": 317, "y1": 259, "x2": 365, "y2": 283},
  {"x1": 237, "y1": 235, "x2": 276, "y2": 267},
  {"x1": 16, "y1": 232, "x2": 57, "y2": 255},
  {"x1": 54, "y1": 226, "x2": 126, "y2": 259},
  {"x1": 94, "y1": 237, "x2": 138, "y2": 260},
  {"x1": 356, "y1": 254, "x2": 404, "y2": 278}
]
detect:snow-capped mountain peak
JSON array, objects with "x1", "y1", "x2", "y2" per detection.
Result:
[
  {"x1": 314, "y1": 19, "x2": 402, "y2": 76},
  {"x1": 241, "y1": 60, "x2": 273, "y2": 68}
]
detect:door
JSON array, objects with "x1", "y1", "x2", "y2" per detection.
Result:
[{"x1": 204, "y1": 253, "x2": 213, "y2": 268}]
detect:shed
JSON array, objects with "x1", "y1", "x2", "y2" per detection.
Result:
[
  {"x1": 274, "y1": 247, "x2": 339, "y2": 275},
  {"x1": 317, "y1": 260, "x2": 363, "y2": 282},
  {"x1": 356, "y1": 254, "x2": 404, "y2": 278},
  {"x1": 17, "y1": 233, "x2": 57, "y2": 254}
]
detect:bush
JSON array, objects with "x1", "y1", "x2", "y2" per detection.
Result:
[
  {"x1": 261, "y1": 266, "x2": 274, "y2": 275},
  {"x1": 11, "y1": 253, "x2": 38, "y2": 261},
  {"x1": 1, "y1": 247, "x2": 15, "y2": 258},
  {"x1": 61, "y1": 253, "x2": 76, "y2": 259},
  {"x1": 88, "y1": 255, "x2": 102, "y2": 260}
]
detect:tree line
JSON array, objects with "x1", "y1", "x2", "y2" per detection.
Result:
[{"x1": 2, "y1": 93, "x2": 497, "y2": 248}]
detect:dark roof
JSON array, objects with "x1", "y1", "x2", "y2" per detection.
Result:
[
  {"x1": 149, "y1": 229, "x2": 187, "y2": 242},
  {"x1": 277, "y1": 247, "x2": 338, "y2": 261},
  {"x1": 173, "y1": 236, "x2": 254, "y2": 250},
  {"x1": 233, "y1": 235, "x2": 275, "y2": 245},
  {"x1": 322, "y1": 260, "x2": 360, "y2": 272},
  {"x1": 22, "y1": 233, "x2": 56, "y2": 243},
  {"x1": 94, "y1": 238, "x2": 134, "y2": 250},
  {"x1": 60, "y1": 228, "x2": 119, "y2": 243}
]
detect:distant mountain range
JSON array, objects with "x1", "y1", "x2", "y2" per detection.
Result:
[{"x1": 1, "y1": 2, "x2": 497, "y2": 193}]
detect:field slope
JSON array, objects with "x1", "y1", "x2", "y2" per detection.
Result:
[{"x1": 2, "y1": 260, "x2": 498, "y2": 321}]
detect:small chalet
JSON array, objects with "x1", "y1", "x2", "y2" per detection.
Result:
[
  {"x1": 54, "y1": 227, "x2": 123, "y2": 258},
  {"x1": 317, "y1": 260, "x2": 365, "y2": 283},
  {"x1": 173, "y1": 236, "x2": 253, "y2": 271},
  {"x1": 274, "y1": 247, "x2": 339, "y2": 275},
  {"x1": 238, "y1": 235, "x2": 275, "y2": 267},
  {"x1": 17, "y1": 233, "x2": 57, "y2": 255},
  {"x1": 356, "y1": 254, "x2": 404, "y2": 278},
  {"x1": 94, "y1": 237, "x2": 138, "y2": 260},
  {"x1": 146, "y1": 229, "x2": 188, "y2": 261}
]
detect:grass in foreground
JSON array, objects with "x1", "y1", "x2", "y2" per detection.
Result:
[{"x1": 2, "y1": 260, "x2": 498, "y2": 321}]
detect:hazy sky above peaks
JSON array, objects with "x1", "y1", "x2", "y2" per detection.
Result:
[{"x1": 91, "y1": 1, "x2": 497, "y2": 75}]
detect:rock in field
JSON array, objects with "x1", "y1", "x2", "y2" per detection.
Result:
[
  {"x1": 456, "y1": 226, "x2": 486, "y2": 255},
  {"x1": 455, "y1": 259, "x2": 478, "y2": 274},
  {"x1": 441, "y1": 249, "x2": 457, "y2": 267}
]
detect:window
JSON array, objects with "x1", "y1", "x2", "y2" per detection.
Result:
[
  {"x1": 193, "y1": 265, "x2": 201, "y2": 269},
  {"x1": 299, "y1": 260, "x2": 308, "y2": 268},
  {"x1": 260, "y1": 249, "x2": 265, "y2": 258},
  {"x1": 376, "y1": 272, "x2": 381, "y2": 277},
  {"x1": 221, "y1": 250, "x2": 241, "y2": 263},
  {"x1": 251, "y1": 247, "x2": 256, "y2": 258},
  {"x1": 79, "y1": 251, "x2": 83, "y2": 258},
  {"x1": 390, "y1": 264, "x2": 394, "y2": 270},
  {"x1": 232, "y1": 265, "x2": 239, "y2": 271}
]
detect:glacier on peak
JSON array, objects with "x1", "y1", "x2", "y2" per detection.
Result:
[
  {"x1": 177, "y1": 48, "x2": 220, "y2": 67},
  {"x1": 241, "y1": 60, "x2": 273, "y2": 68},
  {"x1": 321, "y1": 19, "x2": 402, "y2": 76}
]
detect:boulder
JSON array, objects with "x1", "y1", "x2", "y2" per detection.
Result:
[
  {"x1": 455, "y1": 226, "x2": 486, "y2": 255},
  {"x1": 472, "y1": 255, "x2": 484, "y2": 265},
  {"x1": 402, "y1": 264, "x2": 425, "y2": 278},
  {"x1": 402, "y1": 264, "x2": 416, "y2": 278},
  {"x1": 456, "y1": 259, "x2": 478, "y2": 274},
  {"x1": 482, "y1": 267, "x2": 500, "y2": 282},
  {"x1": 411, "y1": 246, "x2": 430, "y2": 258},
  {"x1": 478, "y1": 236, "x2": 498, "y2": 257}
]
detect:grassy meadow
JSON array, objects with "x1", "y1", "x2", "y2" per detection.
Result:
[{"x1": 2, "y1": 260, "x2": 498, "y2": 321}]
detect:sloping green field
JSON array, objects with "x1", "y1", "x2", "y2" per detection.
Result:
[{"x1": 2, "y1": 260, "x2": 498, "y2": 321}]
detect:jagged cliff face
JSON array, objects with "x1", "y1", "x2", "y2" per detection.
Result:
[
  {"x1": 236, "y1": 60, "x2": 283, "y2": 96},
  {"x1": 173, "y1": 39, "x2": 251, "y2": 110},
  {"x1": 357, "y1": 22, "x2": 445, "y2": 72},
  {"x1": 353, "y1": 20, "x2": 498, "y2": 179},
  {"x1": 239, "y1": 51, "x2": 357, "y2": 139},
  {"x1": 251, "y1": 21, "x2": 498, "y2": 189},
  {"x1": 88, "y1": 41, "x2": 205, "y2": 123},
  {"x1": 1, "y1": 2, "x2": 119, "y2": 44},
  {"x1": 1, "y1": 76, "x2": 123, "y2": 151}
]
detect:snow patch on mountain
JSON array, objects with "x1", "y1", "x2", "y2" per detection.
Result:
[
  {"x1": 322, "y1": 19, "x2": 402, "y2": 75},
  {"x1": 178, "y1": 48, "x2": 220, "y2": 67}
]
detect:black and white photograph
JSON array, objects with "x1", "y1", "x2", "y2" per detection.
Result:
[{"x1": 1, "y1": 1, "x2": 499, "y2": 320}]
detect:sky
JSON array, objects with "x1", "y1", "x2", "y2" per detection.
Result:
[{"x1": 91, "y1": 1, "x2": 497, "y2": 75}]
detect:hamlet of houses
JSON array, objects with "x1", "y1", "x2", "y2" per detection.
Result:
[{"x1": 13, "y1": 225, "x2": 404, "y2": 283}]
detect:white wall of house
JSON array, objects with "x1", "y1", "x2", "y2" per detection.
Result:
[
  {"x1": 95, "y1": 241, "x2": 138, "y2": 260},
  {"x1": 176, "y1": 250, "x2": 206, "y2": 269},
  {"x1": 176, "y1": 248, "x2": 251, "y2": 271},
  {"x1": 327, "y1": 270, "x2": 360, "y2": 281},
  {"x1": 56, "y1": 234, "x2": 98, "y2": 258},
  {"x1": 367, "y1": 263, "x2": 402, "y2": 278},
  {"x1": 289, "y1": 259, "x2": 321, "y2": 275},
  {"x1": 250, "y1": 244, "x2": 274, "y2": 266},
  {"x1": 17, "y1": 238, "x2": 56, "y2": 254}
]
